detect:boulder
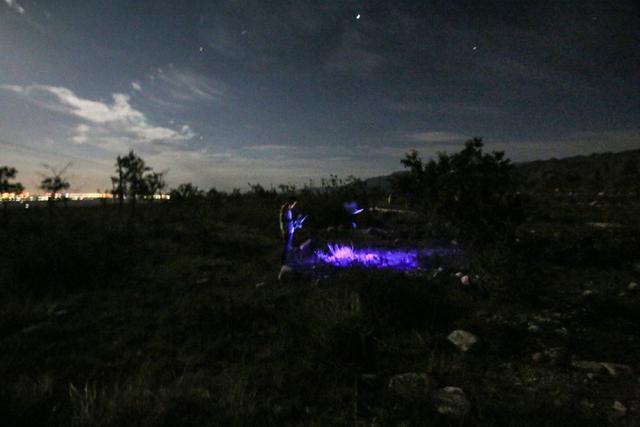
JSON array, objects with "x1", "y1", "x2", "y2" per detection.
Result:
[
  {"x1": 388, "y1": 373, "x2": 437, "y2": 402},
  {"x1": 571, "y1": 361, "x2": 632, "y2": 377},
  {"x1": 431, "y1": 387, "x2": 471, "y2": 419},
  {"x1": 571, "y1": 360, "x2": 605, "y2": 374},
  {"x1": 612, "y1": 401, "x2": 627, "y2": 418},
  {"x1": 278, "y1": 265, "x2": 295, "y2": 281},
  {"x1": 447, "y1": 330, "x2": 478, "y2": 352},
  {"x1": 601, "y1": 362, "x2": 632, "y2": 377}
]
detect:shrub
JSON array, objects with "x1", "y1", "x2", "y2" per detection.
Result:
[{"x1": 393, "y1": 137, "x2": 527, "y2": 242}]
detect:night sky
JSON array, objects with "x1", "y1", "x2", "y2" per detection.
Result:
[{"x1": 1, "y1": 0, "x2": 639, "y2": 192}]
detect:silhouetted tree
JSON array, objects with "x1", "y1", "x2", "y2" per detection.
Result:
[
  {"x1": 170, "y1": 183, "x2": 204, "y2": 201},
  {"x1": 39, "y1": 163, "x2": 71, "y2": 209},
  {"x1": 111, "y1": 150, "x2": 164, "y2": 208},
  {"x1": 142, "y1": 171, "x2": 167, "y2": 201},
  {"x1": 393, "y1": 137, "x2": 525, "y2": 241},
  {"x1": 0, "y1": 166, "x2": 24, "y2": 226},
  {"x1": 248, "y1": 182, "x2": 276, "y2": 198}
]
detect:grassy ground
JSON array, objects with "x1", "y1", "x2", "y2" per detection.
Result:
[{"x1": 0, "y1": 192, "x2": 639, "y2": 426}]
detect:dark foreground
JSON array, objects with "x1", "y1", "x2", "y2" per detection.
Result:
[{"x1": 0, "y1": 193, "x2": 639, "y2": 426}]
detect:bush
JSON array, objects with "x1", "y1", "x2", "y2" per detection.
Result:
[{"x1": 393, "y1": 137, "x2": 527, "y2": 242}]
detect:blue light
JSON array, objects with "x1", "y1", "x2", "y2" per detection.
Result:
[
  {"x1": 314, "y1": 243, "x2": 424, "y2": 271},
  {"x1": 344, "y1": 201, "x2": 364, "y2": 215}
]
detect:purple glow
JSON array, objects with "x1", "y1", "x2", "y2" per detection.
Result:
[
  {"x1": 344, "y1": 201, "x2": 364, "y2": 215},
  {"x1": 314, "y1": 244, "x2": 423, "y2": 271}
]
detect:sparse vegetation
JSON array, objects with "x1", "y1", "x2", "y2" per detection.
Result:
[
  {"x1": 1, "y1": 145, "x2": 639, "y2": 426},
  {"x1": 393, "y1": 138, "x2": 527, "y2": 242}
]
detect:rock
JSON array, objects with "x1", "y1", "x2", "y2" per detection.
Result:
[
  {"x1": 515, "y1": 313, "x2": 528, "y2": 324},
  {"x1": 612, "y1": 401, "x2": 627, "y2": 418},
  {"x1": 21, "y1": 324, "x2": 45, "y2": 334},
  {"x1": 447, "y1": 330, "x2": 478, "y2": 352},
  {"x1": 454, "y1": 272, "x2": 463, "y2": 278},
  {"x1": 388, "y1": 373, "x2": 437, "y2": 402},
  {"x1": 278, "y1": 265, "x2": 294, "y2": 281},
  {"x1": 572, "y1": 360, "x2": 605, "y2": 374},
  {"x1": 554, "y1": 327, "x2": 568, "y2": 336},
  {"x1": 571, "y1": 361, "x2": 632, "y2": 377},
  {"x1": 544, "y1": 347, "x2": 564, "y2": 364},
  {"x1": 54, "y1": 309, "x2": 68, "y2": 316},
  {"x1": 528, "y1": 324, "x2": 540, "y2": 333},
  {"x1": 580, "y1": 399, "x2": 595, "y2": 409},
  {"x1": 195, "y1": 274, "x2": 209, "y2": 284},
  {"x1": 601, "y1": 362, "x2": 632, "y2": 377},
  {"x1": 531, "y1": 352, "x2": 544, "y2": 364},
  {"x1": 460, "y1": 275, "x2": 471, "y2": 286},
  {"x1": 582, "y1": 289, "x2": 594, "y2": 297},
  {"x1": 629, "y1": 282, "x2": 638, "y2": 291},
  {"x1": 255, "y1": 282, "x2": 265, "y2": 288},
  {"x1": 431, "y1": 387, "x2": 471, "y2": 419}
]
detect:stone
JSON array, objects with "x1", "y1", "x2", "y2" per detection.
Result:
[
  {"x1": 528, "y1": 324, "x2": 540, "y2": 333},
  {"x1": 582, "y1": 289, "x2": 594, "y2": 297},
  {"x1": 195, "y1": 274, "x2": 209, "y2": 284},
  {"x1": 612, "y1": 401, "x2": 627, "y2": 418},
  {"x1": 601, "y1": 362, "x2": 632, "y2": 377},
  {"x1": 388, "y1": 373, "x2": 437, "y2": 402},
  {"x1": 571, "y1": 361, "x2": 632, "y2": 377},
  {"x1": 460, "y1": 275, "x2": 471, "y2": 286},
  {"x1": 255, "y1": 282, "x2": 265, "y2": 288},
  {"x1": 629, "y1": 282, "x2": 638, "y2": 291},
  {"x1": 447, "y1": 330, "x2": 478, "y2": 352},
  {"x1": 580, "y1": 399, "x2": 595, "y2": 409},
  {"x1": 571, "y1": 360, "x2": 605, "y2": 374},
  {"x1": 531, "y1": 352, "x2": 544, "y2": 364},
  {"x1": 554, "y1": 327, "x2": 568, "y2": 336},
  {"x1": 21, "y1": 324, "x2": 45, "y2": 334},
  {"x1": 431, "y1": 387, "x2": 471, "y2": 419},
  {"x1": 278, "y1": 265, "x2": 294, "y2": 281},
  {"x1": 544, "y1": 347, "x2": 563, "y2": 363}
]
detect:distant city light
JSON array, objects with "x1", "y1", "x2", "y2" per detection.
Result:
[{"x1": 0, "y1": 192, "x2": 170, "y2": 201}]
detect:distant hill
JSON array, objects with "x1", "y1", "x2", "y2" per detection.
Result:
[
  {"x1": 512, "y1": 149, "x2": 640, "y2": 192},
  {"x1": 364, "y1": 149, "x2": 640, "y2": 194}
]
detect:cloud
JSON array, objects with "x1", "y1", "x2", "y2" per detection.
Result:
[
  {"x1": 151, "y1": 67, "x2": 228, "y2": 103},
  {"x1": 324, "y1": 28, "x2": 385, "y2": 76},
  {"x1": 404, "y1": 131, "x2": 467, "y2": 143},
  {"x1": 1, "y1": 84, "x2": 195, "y2": 149},
  {"x1": 245, "y1": 144, "x2": 290, "y2": 151},
  {"x1": 3, "y1": 0, "x2": 25, "y2": 14},
  {"x1": 131, "y1": 81, "x2": 142, "y2": 92}
]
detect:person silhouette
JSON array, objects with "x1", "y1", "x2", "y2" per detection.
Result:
[{"x1": 279, "y1": 197, "x2": 297, "y2": 265}]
